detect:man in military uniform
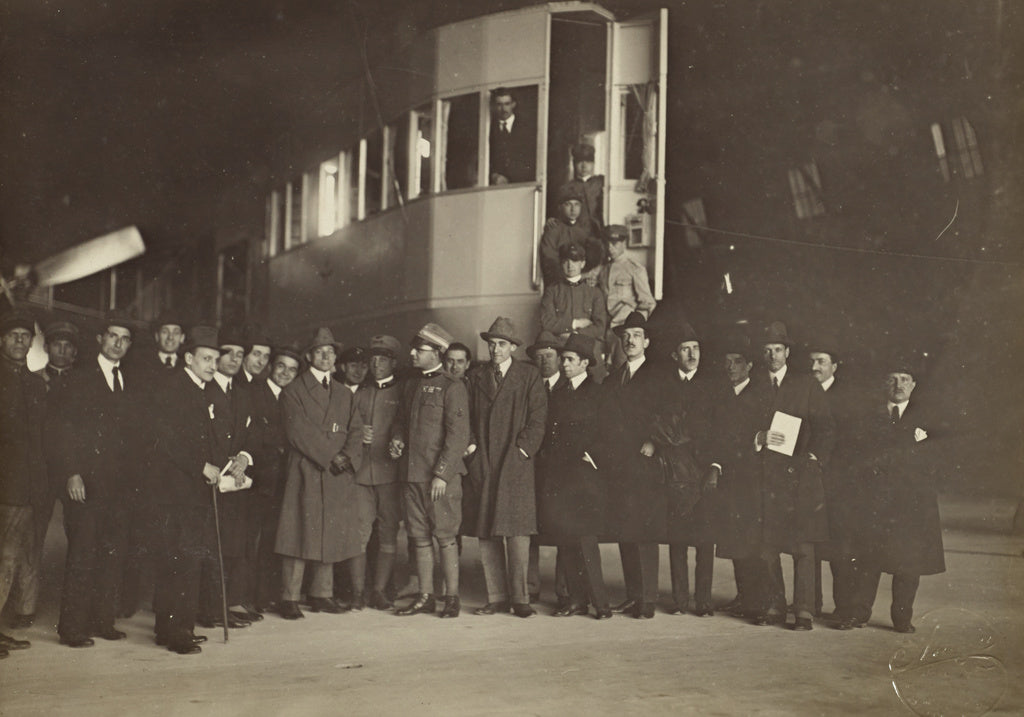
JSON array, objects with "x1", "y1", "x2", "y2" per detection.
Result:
[{"x1": 390, "y1": 324, "x2": 470, "y2": 618}]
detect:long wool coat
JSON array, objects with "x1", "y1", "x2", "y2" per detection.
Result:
[
  {"x1": 536, "y1": 376, "x2": 608, "y2": 540},
  {"x1": 755, "y1": 369, "x2": 836, "y2": 547},
  {"x1": 463, "y1": 359, "x2": 547, "y2": 538},
  {"x1": 275, "y1": 370, "x2": 368, "y2": 563},
  {"x1": 601, "y1": 358, "x2": 666, "y2": 542},
  {"x1": 854, "y1": 400, "x2": 945, "y2": 576},
  {"x1": 206, "y1": 378, "x2": 254, "y2": 558}
]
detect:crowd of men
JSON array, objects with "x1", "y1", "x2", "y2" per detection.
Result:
[{"x1": 0, "y1": 288, "x2": 945, "y2": 658}]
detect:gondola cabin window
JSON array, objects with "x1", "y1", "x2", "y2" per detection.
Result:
[{"x1": 440, "y1": 93, "x2": 479, "y2": 191}]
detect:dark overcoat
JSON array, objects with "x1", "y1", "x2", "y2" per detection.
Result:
[
  {"x1": 754, "y1": 369, "x2": 835, "y2": 546},
  {"x1": 275, "y1": 370, "x2": 368, "y2": 563},
  {"x1": 206, "y1": 377, "x2": 255, "y2": 558},
  {"x1": 148, "y1": 369, "x2": 217, "y2": 508},
  {"x1": 463, "y1": 359, "x2": 547, "y2": 537},
  {"x1": 536, "y1": 376, "x2": 607, "y2": 540},
  {"x1": 0, "y1": 357, "x2": 47, "y2": 508},
  {"x1": 653, "y1": 368, "x2": 720, "y2": 544},
  {"x1": 247, "y1": 379, "x2": 288, "y2": 501},
  {"x1": 354, "y1": 381, "x2": 403, "y2": 486},
  {"x1": 854, "y1": 401, "x2": 945, "y2": 576},
  {"x1": 601, "y1": 358, "x2": 665, "y2": 542},
  {"x1": 709, "y1": 378, "x2": 765, "y2": 560}
]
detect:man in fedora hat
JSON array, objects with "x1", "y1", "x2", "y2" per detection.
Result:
[
  {"x1": 464, "y1": 317, "x2": 547, "y2": 617},
  {"x1": 52, "y1": 314, "x2": 143, "y2": 647},
  {"x1": 604, "y1": 311, "x2": 664, "y2": 618},
  {"x1": 0, "y1": 310, "x2": 47, "y2": 656},
  {"x1": 353, "y1": 334, "x2": 406, "y2": 610},
  {"x1": 275, "y1": 327, "x2": 367, "y2": 619},
  {"x1": 389, "y1": 323, "x2": 470, "y2": 618},
  {"x1": 536, "y1": 333, "x2": 611, "y2": 619},
  {"x1": 837, "y1": 356, "x2": 943, "y2": 634},
  {"x1": 248, "y1": 343, "x2": 302, "y2": 614},
  {"x1": 751, "y1": 321, "x2": 835, "y2": 631},
  {"x1": 539, "y1": 183, "x2": 605, "y2": 286},
  {"x1": 148, "y1": 325, "x2": 230, "y2": 654}
]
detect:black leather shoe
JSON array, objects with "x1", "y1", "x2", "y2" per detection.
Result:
[
  {"x1": 229, "y1": 609, "x2": 259, "y2": 623},
  {"x1": 156, "y1": 631, "x2": 207, "y2": 646},
  {"x1": 197, "y1": 615, "x2": 250, "y2": 629},
  {"x1": 7, "y1": 613, "x2": 34, "y2": 629},
  {"x1": 894, "y1": 623, "x2": 916, "y2": 634},
  {"x1": 752, "y1": 612, "x2": 785, "y2": 627},
  {"x1": 167, "y1": 641, "x2": 202, "y2": 655},
  {"x1": 793, "y1": 617, "x2": 813, "y2": 631},
  {"x1": 239, "y1": 605, "x2": 264, "y2": 621},
  {"x1": 665, "y1": 604, "x2": 684, "y2": 615},
  {"x1": 694, "y1": 605, "x2": 715, "y2": 618},
  {"x1": 308, "y1": 597, "x2": 348, "y2": 614},
  {"x1": 529, "y1": 592, "x2": 541, "y2": 604},
  {"x1": 636, "y1": 603, "x2": 656, "y2": 619},
  {"x1": 552, "y1": 604, "x2": 589, "y2": 617},
  {"x1": 833, "y1": 617, "x2": 865, "y2": 631},
  {"x1": 611, "y1": 599, "x2": 637, "y2": 614},
  {"x1": 511, "y1": 603, "x2": 536, "y2": 618},
  {"x1": 439, "y1": 595, "x2": 460, "y2": 618},
  {"x1": 93, "y1": 629, "x2": 127, "y2": 641},
  {"x1": 0, "y1": 633, "x2": 31, "y2": 650},
  {"x1": 473, "y1": 601, "x2": 510, "y2": 616},
  {"x1": 59, "y1": 635, "x2": 95, "y2": 648},
  {"x1": 595, "y1": 608, "x2": 613, "y2": 620},
  {"x1": 349, "y1": 593, "x2": 366, "y2": 611},
  {"x1": 367, "y1": 590, "x2": 394, "y2": 611},
  {"x1": 279, "y1": 601, "x2": 305, "y2": 620},
  {"x1": 396, "y1": 594, "x2": 436, "y2": 616}
]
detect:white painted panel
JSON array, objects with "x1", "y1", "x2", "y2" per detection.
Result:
[{"x1": 610, "y1": 22, "x2": 655, "y2": 86}]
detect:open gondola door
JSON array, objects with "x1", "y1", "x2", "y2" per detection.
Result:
[{"x1": 606, "y1": 7, "x2": 668, "y2": 299}]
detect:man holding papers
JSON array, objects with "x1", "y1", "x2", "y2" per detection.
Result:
[{"x1": 751, "y1": 321, "x2": 835, "y2": 631}]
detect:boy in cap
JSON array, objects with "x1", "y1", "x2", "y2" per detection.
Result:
[
  {"x1": 599, "y1": 225, "x2": 657, "y2": 369},
  {"x1": 353, "y1": 335, "x2": 405, "y2": 610},
  {"x1": 390, "y1": 324, "x2": 470, "y2": 618},
  {"x1": 540, "y1": 242, "x2": 608, "y2": 354},
  {"x1": 539, "y1": 184, "x2": 605, "y2": 285}
]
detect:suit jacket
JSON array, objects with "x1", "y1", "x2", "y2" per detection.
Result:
[
  {"x1": 393, "y1": 370, "x2": 470, "y2": 485},
  {"x1": 490, "y1": 116, "x2": 535, "y2": 183},
  {"x1": 463, "y1": 359, "x2": 547, "y2": 537},
  {"x1": 275, "y1": 370, "x2": 368, "y2": 562},
  {"x1": 149, "y1": 369, "x2": 217, "y2": 508},
  {"x1": 50, "y1": 357, "x2": 140, "y2": 504},
  {"x1": 354, "y1": 380, "x2": 403, "y2": 486},
  {"x1": 754, "y1": 368, "x2": 836, "y2": 546},
  {"x1": 248, "y1": 378, "x2": 288, "y2": 500},
  {"x1": 206, "y1": 376, "x2": 254, "y2": 557},
  {"x1": 855, "y1": 399, "x2": 945, "y2": 576},
  {"x1": 601, "y1": 357, "x2": 665, "y2": 542}
]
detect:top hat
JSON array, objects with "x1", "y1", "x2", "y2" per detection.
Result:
[
  {"x1": 185, "y1": 325, "x2": 220, "y2": 353},
  {"x1": 480, "y1": 317, "x2": 523, "y2": 346}
]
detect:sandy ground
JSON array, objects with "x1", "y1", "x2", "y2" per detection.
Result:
[{"x1": 1, "y1": 505, "x2": 1021, "y2": 716}]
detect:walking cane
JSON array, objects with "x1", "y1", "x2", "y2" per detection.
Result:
[{"x1": 210, "y1": 483, "x2": 230, "y2": 643}]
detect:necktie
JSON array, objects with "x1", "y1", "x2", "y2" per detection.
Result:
[
  {"x1": 493, "y1": 366, "x2": 503, "y2": 386},
  {"x1": 772, "y1": 375, "x2": 779, "y2": 391},
  {"x1": 500, "y1": 120, "x2": 508, "y2": 134},
  {"x1": 164, "y1": 355, "x2": 173, "y2": 368},
  {"x1": 621, "y1": 368, "x2": 631, "y2": 386},
  {"x1": 111, "y1": 365, "x2": 123, "y2": 393},
  {"x1": 322, "y1": 375, "x2": 330, "y2": 390},
  {"x1": 226, "y1": 379, "x2": 232, "y2": 395},
  {"x1": 891, "y1": 405, "x2": 900, "y2": 425}
]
